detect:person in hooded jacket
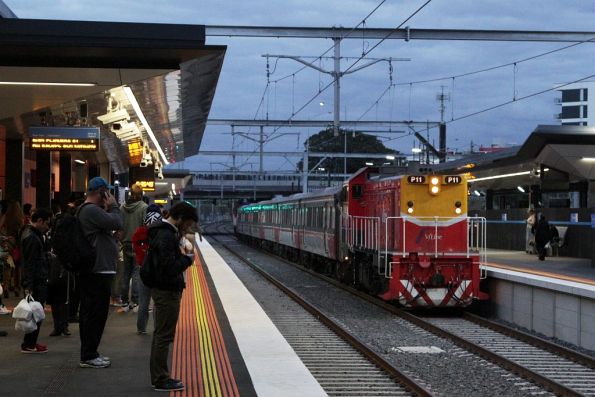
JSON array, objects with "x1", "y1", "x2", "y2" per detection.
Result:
[
  {"x1": 147, "y1": 202, "x2": 197, "y2": 392},
  {"x1": 119, "y1": 184, "x2": 147, "y2": 311}
]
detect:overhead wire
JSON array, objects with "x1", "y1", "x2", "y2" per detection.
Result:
[
  {"x1": 395, "y1": 35, "x2": 595, "y2": 86},
  {"x1": 237, "y1": 0, "x2": 392, "y2": 169}
]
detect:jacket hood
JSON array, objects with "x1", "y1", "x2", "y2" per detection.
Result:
[
  {"x1": 148, "y1": 220, "x2": 177, "y2": 236},
  {"x1": 122, "y1": 200, "x2": 145, "y2": 213}
]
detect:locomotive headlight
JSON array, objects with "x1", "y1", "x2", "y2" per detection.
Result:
[
  {"x1": 429, "y1": 177, "x2": 440, "y2": 195},
  {"x1": 455, "y1": 201, "x2": 462, "y2": 214},
  {"x1": 455, "y1": 207, "x2": 462, "y2": 214},
  {"x1": 407, "y1": 200, "x2": 414, "y2": 214}
]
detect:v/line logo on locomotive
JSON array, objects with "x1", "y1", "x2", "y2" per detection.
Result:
[{"x1": 235, "y1": 167, "x2": 488, "y2": 308}]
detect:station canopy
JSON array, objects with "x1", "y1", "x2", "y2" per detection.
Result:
[
  {"x1": 434, "y1": 125, "x2": 595, "y2": 190},
  {"x1": 0, "y1": 17, "x2": 225, "y2": 173}
]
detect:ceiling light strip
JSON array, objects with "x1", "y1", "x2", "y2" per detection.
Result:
[
  {"x1": 0, "y1": 81, "x2": 97, "y2": 87},
  {"x1": 123, "y1": 86, "x2": 170, "y2": 165},
  {"x1": 468, "y1": 171, "x2": 530, "y2": 183}
]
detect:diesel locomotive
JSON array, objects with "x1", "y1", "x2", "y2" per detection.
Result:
[{"x1": 235, "y1": 167, "x2": 488, "y2": 308}]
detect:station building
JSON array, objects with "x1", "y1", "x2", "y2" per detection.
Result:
[{"x1": 0, "y1": 4, "x2": 224, "y2": 208}]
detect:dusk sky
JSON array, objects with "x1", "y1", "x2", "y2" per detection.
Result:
[{"x1": 6, "y1": 1, "x2": 595, "y2": 172}]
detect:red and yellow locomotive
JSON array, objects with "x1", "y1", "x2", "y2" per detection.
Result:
[{"x1": 236, "y1": 167, "x2": 487, "y2": 308}]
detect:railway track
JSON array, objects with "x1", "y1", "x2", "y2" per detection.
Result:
[
  {"x1": 205, "y1": 226, "x2": 433, "y2": 397},
  {"x1": 203, "y1": 222, "x2": 595, "y2": 396}
]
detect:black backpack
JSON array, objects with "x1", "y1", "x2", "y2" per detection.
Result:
[{"x1": 52, "y1": 203, "x2": 96, "y2": 273}]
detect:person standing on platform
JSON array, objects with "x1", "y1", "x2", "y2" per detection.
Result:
[
  {"x1": 534, "y1": 214, "x2": 551, "y2": 261},
  {"x1": 48, "y1": 204, "x2": 71, "y2": 337},
  {"x1": 132, "y1": 204, "x2": 162, "y2": 335},
  {"x1": 147, "y1": 202, "x2": 197, "y2": 391},
  {"x1": 77, "y1": 177, "x2": 122, "y2": 369},
  {"x1": 525, "y1": 209, "x2": 536, "y2": 254},
  {"x1": 20, "y1": 208, "x2": 52, "y2": 353},
  {"x1": 118, "y1": 184, "x2": 147, "y2": 312}
]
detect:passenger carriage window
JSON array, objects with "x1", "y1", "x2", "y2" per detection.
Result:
[{"x1": 352, "y1": 184, "x2": 363, "y2": 199}]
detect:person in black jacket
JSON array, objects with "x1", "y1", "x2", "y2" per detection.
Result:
[
  {"x1": 148, "y1": 202, "x2": 197, "y2": 392},
  {"x1": 20, "y1": 208, "x2": 52, "y2": 353},
  {"x1": 534, "y1": 215, "x2": 551, "y2": 261}
]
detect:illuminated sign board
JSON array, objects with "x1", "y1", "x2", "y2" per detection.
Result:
[
  {"x1": 407, "y1": 175, "x2": 426, "y2": 184},
  {"x1": 443, "y1": 175, "x2": 463, "y2": 184},
  {"x1": 129, "y1": 166, "x2": 155, "y2": 192},
  {"x1": 154, "y1": 199, "x2": 168, "y2": 205},
  {"x1": 29, "y1": 127, "x2": 100, "y2": 152}
]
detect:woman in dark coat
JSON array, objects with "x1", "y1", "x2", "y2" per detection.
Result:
[{"x1": 534, "y1": 215, "x2": 551, "y2": 261}]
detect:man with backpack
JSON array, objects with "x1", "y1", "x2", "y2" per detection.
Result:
[{"x1": 77, "y1": 177, "x2": 123, "y2": 368}]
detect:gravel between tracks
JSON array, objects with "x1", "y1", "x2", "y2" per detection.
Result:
[{"x1": 210, "y1": 236, "x2": 551, "y2": 397}]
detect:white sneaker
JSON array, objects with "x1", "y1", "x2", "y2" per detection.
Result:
[
  {"x1": 0, "y1": 305, "x2": 11, "y2": 315},
  {"x1": 132, "y1": 304, "x2": 139, "y2": 313}
]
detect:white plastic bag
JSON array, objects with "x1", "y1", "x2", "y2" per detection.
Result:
[
  {"x1": 30, "y1": 300, "x2": 45, "y2": 322},
  {"x1": 15, "y1": 318, "x2": 37, "y2": 334},
  {"x1": 12, "y1": 296, "x2": 33, "y2": 321}
]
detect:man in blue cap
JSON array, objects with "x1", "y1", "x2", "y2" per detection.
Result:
[{"x1": 77, "y1": 177, "x2": 123, "y2": 368}]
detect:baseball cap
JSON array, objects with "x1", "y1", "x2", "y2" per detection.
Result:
[{"x1": 87, "y1": 177, "x2": 114, "y2": 192}]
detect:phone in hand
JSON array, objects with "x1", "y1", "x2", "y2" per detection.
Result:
[{"x1": 101, "y1": 190, "x2": 109, "y2": 200}]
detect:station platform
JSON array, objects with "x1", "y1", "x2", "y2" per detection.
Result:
[
  {"x1": 0, "y1": 238, "x2": 326, "y2": 396},
  {"x1": 486, "y1": 249, "x2": 594, "y2": 284}
]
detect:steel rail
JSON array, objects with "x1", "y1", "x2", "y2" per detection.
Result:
[
  {"x1": 208, "y1": 228, "x2": 434, "y2": 397},
  {"x1": 462, "y1": 312, "x2": 595, "y2": 370},
  {"x1": 221, "y1": 222, "x2": 589, "y2": 397}
]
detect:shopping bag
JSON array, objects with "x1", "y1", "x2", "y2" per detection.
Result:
[
  {"x1": 12, "y1": 295, "x2": 33, "y2": 321},
  {"x1": 15, "y1": 318, "x2": 37, "y2": 333},
  {"x1": 30, "y1": 300, "x2": 45, "y2": 322}
]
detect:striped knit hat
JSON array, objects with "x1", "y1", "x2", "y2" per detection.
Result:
[{"x1": 144, "y1": 204, "x2": 163, "y2": 225}]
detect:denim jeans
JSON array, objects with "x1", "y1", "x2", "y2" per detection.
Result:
[
  {"x1": 120, "y1": 244, "x2": 138, "y2": 304},
  {"x1": 134, "y1": 268, "x2": 153, "y2": 332}
]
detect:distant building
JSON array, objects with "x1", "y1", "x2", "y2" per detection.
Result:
[{"x1": 555, "y1": 81, "x2": 595, "y2": 126}]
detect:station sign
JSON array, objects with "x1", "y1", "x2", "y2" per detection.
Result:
[
  {"x1": 443, "y1": 175, "x2": 463, "y2": 185},
  {"x1": 129, "y1": 166, "x2": 155, "y2": 192},
  {"x1": 28, "y1": 126, "x2": 100, "y2": 152}
]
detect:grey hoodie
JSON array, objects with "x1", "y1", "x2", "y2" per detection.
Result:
[
  {"x1": 120, "y1": 200, "x2": 147, "y2": 243},
  {"x1": 78, "y1": 203, "x2": 123, "y2": 274}
]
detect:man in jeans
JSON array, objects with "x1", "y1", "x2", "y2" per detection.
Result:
[
  {"x1": 118, "y1": 184, "x2": 147, "y2": 312},
  {"x1": 147, "y1": 202, "x2": 197, "y2": 391},
  {"x1": 20, "y1": 208, "x2": 52, "y2": 353},
  {"x1": 78, "y1": 177, "x2": 123, "y2": 368}
]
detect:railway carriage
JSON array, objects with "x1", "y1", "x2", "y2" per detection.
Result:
[{"x1": 236, "y1": 166, "x2": 488, "y2": 308}]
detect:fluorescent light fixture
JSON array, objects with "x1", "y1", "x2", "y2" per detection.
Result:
[
  {"x1": 0, "y1": 81, "x2": 97, "y2": 87},
  {"x1": 155, "y1": 182, "x2": 169, "y2": 186},
  {"x1": 582, "y1": 157, "x2": 595, "y2": 162},
  {"x1": 517, "y1": 186, "x2": 525, "y2": 193},
  {"x1": 319, "y1": 101, "x2": 325, "y2": 107},
  {"x1": 468, "y1": 171, "x2": 530, "y2": 183},
  {"x1": 385, "y1": 155, "x2": 395, "y2": 160},
  {"x1": 171, "y1": 183, "x2": 176, "y2": 192},
  {"x1": 123, "y1": 86, "x2": 170, "y2": 165},
  {"x1": 318, "y1": 167, "x2": 326, "y2": 171},
  {"x1": 74, "y1": 159, "x2": 86, "y2": 165},
  {"x1": 473, "y1": 190, "x2": 481, "y2": 197},
  {"x1": 411, "y1": 148, "x2": 422, "y2": 154},
  {"x1": 365, "y1": 162, "x2": 374, "y2": 166}
]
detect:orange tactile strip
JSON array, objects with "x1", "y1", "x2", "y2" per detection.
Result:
[{"x1": 171, "y1": 254, "x2": 241, "y2": 397}]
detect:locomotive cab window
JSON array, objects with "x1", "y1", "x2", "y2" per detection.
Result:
[{"x1": 352, "y1": 184, "x2": 363, "y2": 199}]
